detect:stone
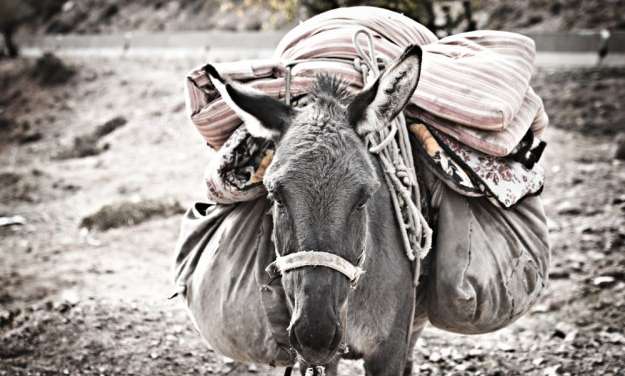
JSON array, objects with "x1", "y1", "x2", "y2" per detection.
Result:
[
  {"x1": 32, "y1": 53, "x2": 76, "y2": 86},
  {"x1": 543, "y1": 364, "x2": 562, "y2": 376},
  {"x1": 549, "y1": 268, "x2": 570, "y2": 279},
  {"x1": 593, "y1": 276, "x2": 616, "y2": 288},
  {"x1": 556, "y1": 201, "x2": 582, "y2": 216},
  {"x1": 533, "y1": 357, "x2": 545, "y2": 366},
  {"x1": 429, "y1": 351, "x2": 442, "y2": 362},
  {"x1": 614, "y1": 133, "x2": 625, "y2": 160},
  {"x1": 497, "y1": 342, "x2": 515, "y2": 352}
]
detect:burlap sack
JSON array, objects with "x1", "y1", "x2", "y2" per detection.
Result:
[
  {"x1": 173, "y1": 173, "x2": 550, "y2": 357},
  {"x1": 172, "y1": 198, "x2": 293, "y2": 366},
  {"x1": 424, "y1": 173, "x2": 550, "y2": 334}
]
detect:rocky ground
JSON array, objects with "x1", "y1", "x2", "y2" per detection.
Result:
[{"x1": 0, "y1": 54, "x2": 624, "y2": 376}]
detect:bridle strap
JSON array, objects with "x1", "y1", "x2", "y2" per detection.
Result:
[{"x1": 267, "y1": 251, "x2": 364, "y2": 285}]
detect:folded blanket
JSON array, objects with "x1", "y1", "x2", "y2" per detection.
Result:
[{"x1": 185, "y1": 6, "x2": 548, "y2": 157}]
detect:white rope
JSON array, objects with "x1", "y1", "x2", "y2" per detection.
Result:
[
  {"x1": 272, "y1": 251, "x2": 365, "y2": 286},
  {"x1": 352, "y1": 29, "x2": 433, "y2": 279}
]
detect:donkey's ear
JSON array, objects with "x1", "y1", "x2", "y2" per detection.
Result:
[
  {"x1": 205, "y1": 64, "x2": 293, "y2": 140},
  {"x1": 347, "y1": 45, "x2": 423, "y2": 135}
]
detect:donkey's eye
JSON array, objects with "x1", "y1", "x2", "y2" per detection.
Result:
[{"x1": 355, "y1": 194, "x2": 370, "y2": 211}]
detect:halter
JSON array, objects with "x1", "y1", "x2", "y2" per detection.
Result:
[{"x1": 267, "y1": 250, "x2": 366, "y2": 287}]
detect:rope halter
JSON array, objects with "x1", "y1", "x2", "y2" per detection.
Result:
[{"x1": 267, "y1": 251, "x2": 365, "y2": 288}]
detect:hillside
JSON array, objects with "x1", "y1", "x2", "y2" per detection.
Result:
[
  {"x1": 7, "y1": 0, "x2": 625, "y2": 36},
  {"x1": 483, "y1": 0, "x2": 625, "y2": 32}
]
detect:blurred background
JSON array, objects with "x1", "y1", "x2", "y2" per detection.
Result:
[{"x1": 1, "y1": 1, "x2": 624, "y2": 375}]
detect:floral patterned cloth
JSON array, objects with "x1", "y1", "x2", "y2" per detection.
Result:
[
  {"x1": 205, "y1": 122, "x2": 544, "y2": 208},
  {"x1": 204, "y1": 126, "x2": 272, "y2": 204},
  {"x1": 410, "y1": 123, "x2": 544, "y2": 208}
]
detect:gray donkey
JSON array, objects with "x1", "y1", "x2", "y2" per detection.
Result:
[{"x1": 204, "y1": 45, "x2": 426, "y2": 376}]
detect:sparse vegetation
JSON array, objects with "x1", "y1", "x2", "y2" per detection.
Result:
[{"x1": 79, "y1": 197, "x2": 184, "y2": 231}]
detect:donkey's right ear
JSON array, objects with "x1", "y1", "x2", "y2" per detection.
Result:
[{"x1": 205, "y1": 65, "x2": 293, "y2": 140}]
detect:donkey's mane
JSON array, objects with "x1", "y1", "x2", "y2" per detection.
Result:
[
  {"x1": 275, "y1": 75, "x2": 372, "y2": 187},
  {"x1": 310, "y1": 74, "x2": 352, "y2": 103},
  {"x1": 288, "y1": 75, "x2": 353, "y2": 153}
]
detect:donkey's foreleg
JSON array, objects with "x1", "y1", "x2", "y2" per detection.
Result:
[
  {"x1": 363, "y1": 334, "x2": 410, "y2": 376},
  {"x1": 363, "y1": 288, "x2": 426, "y2": 376},
  {"x1": 363, "y1": 310, "x2": 417, "y2": 376},
  {"x1": 323, "y1": 358, "x2": 340, "y2": 376}
]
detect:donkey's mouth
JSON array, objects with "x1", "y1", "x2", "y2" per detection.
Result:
[{"x1": 289, "y1": 321, "x2": 343, "y2": 365}]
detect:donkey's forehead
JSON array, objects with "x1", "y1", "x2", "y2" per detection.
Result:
[{"x1": 265, "y1": 121, "x2": 377, "y2": 190}]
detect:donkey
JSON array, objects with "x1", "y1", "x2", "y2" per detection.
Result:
[{"x1": 206, "y1": 45, "x2": 427, "y2": 376}]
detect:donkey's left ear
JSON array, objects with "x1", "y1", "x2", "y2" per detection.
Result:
[
  {"x1": 347, "y1": 45, "x2": 423, "y2": 135},
  {"x1": 205, "y1": 64, "x2": 293, "y2": 140}
]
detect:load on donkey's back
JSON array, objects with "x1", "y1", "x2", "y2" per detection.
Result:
[{"x1": 171, "y1": 6, "x2": 550, "y2": 375}]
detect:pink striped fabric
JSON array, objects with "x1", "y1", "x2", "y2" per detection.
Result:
[{"x1": 185, "y1": 6, "x2": 548, "y2": 156}]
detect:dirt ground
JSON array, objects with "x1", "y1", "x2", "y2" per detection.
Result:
[{"x1": 0, "y1": 54, "x2": 624, "y2": 376}]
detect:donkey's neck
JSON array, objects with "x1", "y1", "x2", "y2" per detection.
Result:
[
  {"x1": 364, "y1": 158, "x2": 405, "y2": 260},
  {"x1": 345, "y1": 156, "x2": 415, "y2": 354}
]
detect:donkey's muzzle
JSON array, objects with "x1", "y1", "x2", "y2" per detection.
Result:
[{"x1": 289, "y1": 315, "x2": 343, "y2": 364}]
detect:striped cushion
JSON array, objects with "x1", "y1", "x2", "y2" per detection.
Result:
[{"x1": 185, "y1": 6, "x2": 548, "y2": 156}]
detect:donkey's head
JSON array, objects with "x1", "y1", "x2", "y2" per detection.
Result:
[{"x1": 207, "y1": 45, "x2": 422, "y2": 364}]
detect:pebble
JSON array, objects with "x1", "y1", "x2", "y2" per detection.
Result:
[
  {"x1": 592, "y1": 276, "x2": 616, "y2": 288},
  {"x1": 0, "y1": 310, "x2": 12, "y2": 325},
  {"x1": 428, "y1": 351, "x2": 442, "y2": 362},
  {"x1": 497, "y1": 342, "x2": 515, "y2": 352},
  {"x1": 222, "y1": 357, "x2": 235, "y2": 365},
  {"x1": 533, "y1": 357, "x2": 545, "y2": 366},
  {"x1": 549, "y1": 268, "x2": 570, "y2": 279},
  {"x1": 614, "y1": 133, "x2": 625, "y2": 160},
  {"x1": 590, "y1": 355, "x2": 605, "y2": 365},
  {"x1": 600, "y1": 331, "x2": 625, "y2": 344},
  {"x1": 451, "y1": 349, "x2": 465, "y2": 362},
  {"x1": 556, "y1": 201, "x2": 582, "y2": 215},
  {"x1": 531, "y1": 304, "x2": 551, "y2": 314},
  {"x1": 553, "y1": 322, "x2": 576, "y2": 340},
  {"x1": 467, "y1": 348, "x2": 485, "y2": 358},
  {"x1": 543, "y1": 364, "x2": 562, "y2": 376},
  {"x1": 0, "y1": 215, "x2": 26, "y2": 227}
]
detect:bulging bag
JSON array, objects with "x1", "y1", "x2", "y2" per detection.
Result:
[
  {"x1": 172, "y1": 198, "x2": 293, "y2": 366},
  {"x1": 424, "y1": 173, "x2": 550, "y2": 334},
  {"x1": 173, "y1": 167, "x2": 550, "y2": 360}
]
